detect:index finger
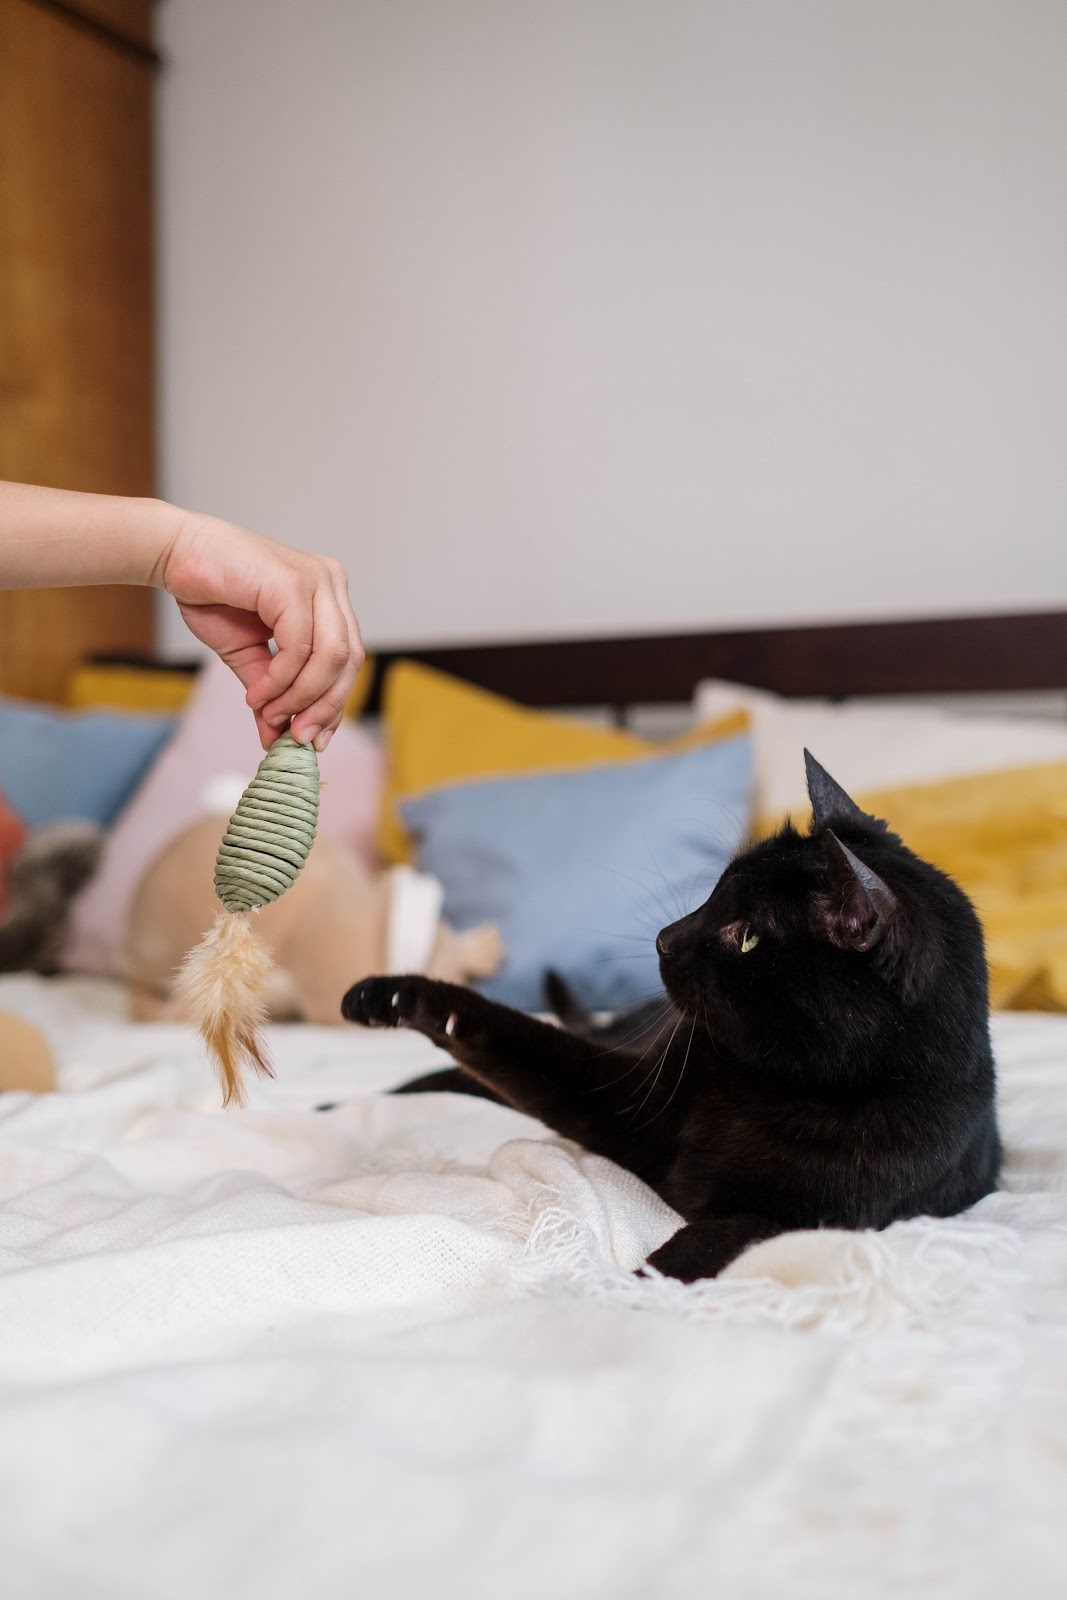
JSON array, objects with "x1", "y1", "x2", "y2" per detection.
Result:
[
  {"x1": 260, "y1": 587, "x2": 359, "y2": 731},
  {"x1": 244, "y1": 596, "x2": 315, "y2": 714}
]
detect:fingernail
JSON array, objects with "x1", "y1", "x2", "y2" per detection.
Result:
[
  {"x1": 295, "y1": 723, "x2": 321, "y2": 748},
  {"x1": 266, "y1": 714, "x2": 287, "y2": 728},
  {"x1": 312, "y1": 728, "x2": 333, "y2": 754}
]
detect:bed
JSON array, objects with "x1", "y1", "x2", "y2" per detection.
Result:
[{"x1": 2, "y1": 609, "x2": 1067, "y2": 1599}]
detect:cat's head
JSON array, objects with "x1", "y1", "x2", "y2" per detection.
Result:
[{"x1": 655, "y1": 751, "x2": 987, "y2": 1072}]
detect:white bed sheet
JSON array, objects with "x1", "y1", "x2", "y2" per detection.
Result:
[{"x1": 0, "y1": 975, "x2": 1064, "y2": 1599}]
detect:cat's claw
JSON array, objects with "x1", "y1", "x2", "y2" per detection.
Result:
[{"x1": 341, "y1": 975, "x2": 468, "y2": 1048}]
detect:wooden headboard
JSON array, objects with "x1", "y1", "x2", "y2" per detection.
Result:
[
  {"x1": 62, "y1": 606, "x2": 1067, "y2": 718},
  {"x1": 362, "y1": 609, "x2": 1067, "y2": 716}
]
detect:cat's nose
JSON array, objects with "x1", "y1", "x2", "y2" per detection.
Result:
[{"x1": 658, "y1": 915, "x2": 697, "y2": 960}]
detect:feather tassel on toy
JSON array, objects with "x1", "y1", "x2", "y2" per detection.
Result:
[{"x1": 175, "y1": 729, "x2": 319, "y2": 1105}]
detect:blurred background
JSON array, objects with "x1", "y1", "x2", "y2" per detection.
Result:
[{"x1": 3, "y1": 0, "x2": 1066, "y2": 692}]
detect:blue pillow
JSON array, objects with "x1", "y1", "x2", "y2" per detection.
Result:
[
  {"x1": 400, "y1": 735, "x2": 752, "y2": 1012},
  {"x1": 0, "y1": 697, "x2": 177, "y2": 829}
]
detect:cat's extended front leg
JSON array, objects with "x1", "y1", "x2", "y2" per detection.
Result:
[
  {"x1": 342, "y1": 975, "x2": 662, "y2": 1170},
  {"x1": 644, "y1": 1214, "x2": 783, "y2": 1282},
  {"x1": 343, "y1": 975, "x2": 595, "y2": 1124}
]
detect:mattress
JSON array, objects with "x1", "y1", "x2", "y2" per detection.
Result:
[{"x1": 0, "y1": 974, "x2": 1064, "y2": 1599}]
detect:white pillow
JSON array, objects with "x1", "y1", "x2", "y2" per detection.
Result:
[{"x1": 693, "y1": 679, "x2": 1067, "y2": 820}]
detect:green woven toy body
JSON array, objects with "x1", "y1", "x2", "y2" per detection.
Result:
[{"x1": 214, "y1": 730, "x2": 320, "y2": 912}]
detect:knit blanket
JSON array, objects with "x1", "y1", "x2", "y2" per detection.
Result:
[{"x1": 0, "y1": 975, "x2": 1063, "y2": 1599}]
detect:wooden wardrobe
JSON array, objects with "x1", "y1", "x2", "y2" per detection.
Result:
[{"x1": 0, "y1": 0, "x2": 157, "y2": 703}]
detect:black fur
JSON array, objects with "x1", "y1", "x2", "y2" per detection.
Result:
[{"x1": 343, "y1": 754, "x2": 1000, "y2": 1281}]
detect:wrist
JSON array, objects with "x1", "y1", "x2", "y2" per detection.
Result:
[
  {"x1": 123, "y1": 497, "x2": 188, "y2": 588},
  {"x1": 152, "y1": 505, "x2": 230, "y2": 600}
]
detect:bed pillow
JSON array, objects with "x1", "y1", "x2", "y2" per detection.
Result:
[
  {"x1": 381, "y1": 660, "x2": 748, "y2": 863},
  {"x1": 693, "y1": 678, "x2": 1067, "y2": 826},
  {"x1": 0, "y1": 697, "x2": 176, "y2": 829},
  {"x1": 67, "y1": 654, "x2": 377, "y2": 719},
  {"x1": 62, "y1": 656, "x2": 384, "y2": 977},
  {"x1": 401, "y1": 733, "x2": 753, "y2": 1012},
  {"x1": 67, "y1": 662, "x2": 199, "y2": 714},
  {"x1": 855, "y1": 762, "x2": 1067, "y2": 1011}
]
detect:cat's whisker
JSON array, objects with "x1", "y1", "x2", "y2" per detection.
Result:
[
  {"x1": 588, "y1": 933, "x2": 659, "y2": 946},
  {"x1": 622, "y1": 1014, "x2": 683, "y2": 1123},
  {"x1": 581, "y1": 1007, "x2": 674, "y2": 1065},
  {"x1": 628, "y1": 1013, "x2": 697, "y2": 1133},
  {"x1": 641, "y1": 845, "x2": 688, "y2": 924},
  {"x1": 591, "y1": 1004, "x2": 672, "y2": 1051},
  {"x1": 594, "y1": 861, "x2": 687, "y2": 937},
  {"x1": 584, "y1": 1008, "x2": 677, "y2": 1085},
  {"x1": 602, "y1": 1006, "x2": 677, "y2": 1078}
]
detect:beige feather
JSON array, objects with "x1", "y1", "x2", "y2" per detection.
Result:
[{"x1": 174, "y1": 910, "x2": 275, "y2": 1106}]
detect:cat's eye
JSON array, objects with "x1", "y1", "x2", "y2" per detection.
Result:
[{"x1": 739, "y1": 926, "x2": 760, "y2": 954}]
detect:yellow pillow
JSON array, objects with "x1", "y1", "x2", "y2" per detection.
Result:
[
  {"x1": 343, "y1": 654, "x2": 376, "y2": 720},
  {"x1": 380, "y1": 660, "x2": 749, "y2": 864},
  {"x1": 755, "y1": 764, "x2": 1067, "y2": 1013},
  {"x1": 851, "y1": 763, "x2": 1067, "y2": 1011},
  {"x1": 68, "y1": 655, "x2": 375, "y2": 720},
  {"x1": 67, "y1": 664, "x2": 196, "y2": 713}
]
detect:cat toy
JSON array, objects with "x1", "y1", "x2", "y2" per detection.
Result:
[{"x1": 176, "y1": 729, "x2": 319, "y2": 1106}]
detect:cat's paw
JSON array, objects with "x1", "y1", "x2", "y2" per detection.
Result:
[
  {"x1": 341, "y1": 975, "x2": 465, "y2": 1045},
  {"x1": 642, "y1": 1231, "x2": 722, "y2": 1283},
  {"x1": 642, "y1": 1216, "x2": 781, "y2": 1282}
]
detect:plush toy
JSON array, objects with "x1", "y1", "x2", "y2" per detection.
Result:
[
  {"x1": 125, "y1": 733, "x2": 503, "y2": 1105},
  {"x1": 0, "y1": 818, "x2": 94, "y2": 1095},
  {"x1": 0, "y1": 1010, "x2": 56, "y2": 1093},
  {"x1": 0, "y1": 821, "x2": 103, "y2": 975}
]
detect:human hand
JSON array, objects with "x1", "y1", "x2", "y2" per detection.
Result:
[{"x1": 160, "y1": 513, "x2": 364, "y2": 750}]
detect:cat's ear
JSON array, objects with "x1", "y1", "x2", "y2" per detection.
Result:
[
  {"x1": 817, "y1": 830, "x2": 898, "y2": 951},
  {"x1": 804, "y1": 750, "x2": 871, "y2": 832}
]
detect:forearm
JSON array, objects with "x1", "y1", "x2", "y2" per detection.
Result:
[
  {"x1": 0, "y1": 479, "x2": 364, "y2": 749},
  {"x1": 0, "y1": 481, "x2": 187, "y2": 589}
]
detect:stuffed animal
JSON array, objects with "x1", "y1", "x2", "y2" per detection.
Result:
[
  {"x1": 0, "y1": 1010, "x2": 56, "y2": 1093},
  {"x1": 124, "y1": 809, "x2": 503, "y2": 1036},
  {"x1": 0, "y1": 822, "x2": 103, "y2": 975},
  {"x1": 0, "y1": 821, "x2": 95, "y2": 1095}
]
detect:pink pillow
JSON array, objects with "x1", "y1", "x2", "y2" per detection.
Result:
[{"x1": 63, "y1": 657, "x2": 383, "y2": 976}]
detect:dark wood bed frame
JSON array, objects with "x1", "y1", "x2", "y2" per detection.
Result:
[
  {"x1": 361, "y1": 609, "x2": 1067, "y2": 716},
  {"x1": 93, "y1": 608, "x2": 1067, "y2": 716}
]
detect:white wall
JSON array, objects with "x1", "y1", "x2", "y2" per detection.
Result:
[{"x1": 157, "y1": 0, "x2": 1067, "y2": 655}]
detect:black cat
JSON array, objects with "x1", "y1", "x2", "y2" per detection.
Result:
[{"x1": 342, "y1": 753, "x2": 1001, "y2": 1281}]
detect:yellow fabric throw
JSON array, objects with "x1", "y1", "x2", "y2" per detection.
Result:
[
  {"x1": 379, "y1": 660, "x2": 750, "y2": 864},
  {"x1": 763, "y1": 761, "x2": 1067, "y2": 1011}
]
